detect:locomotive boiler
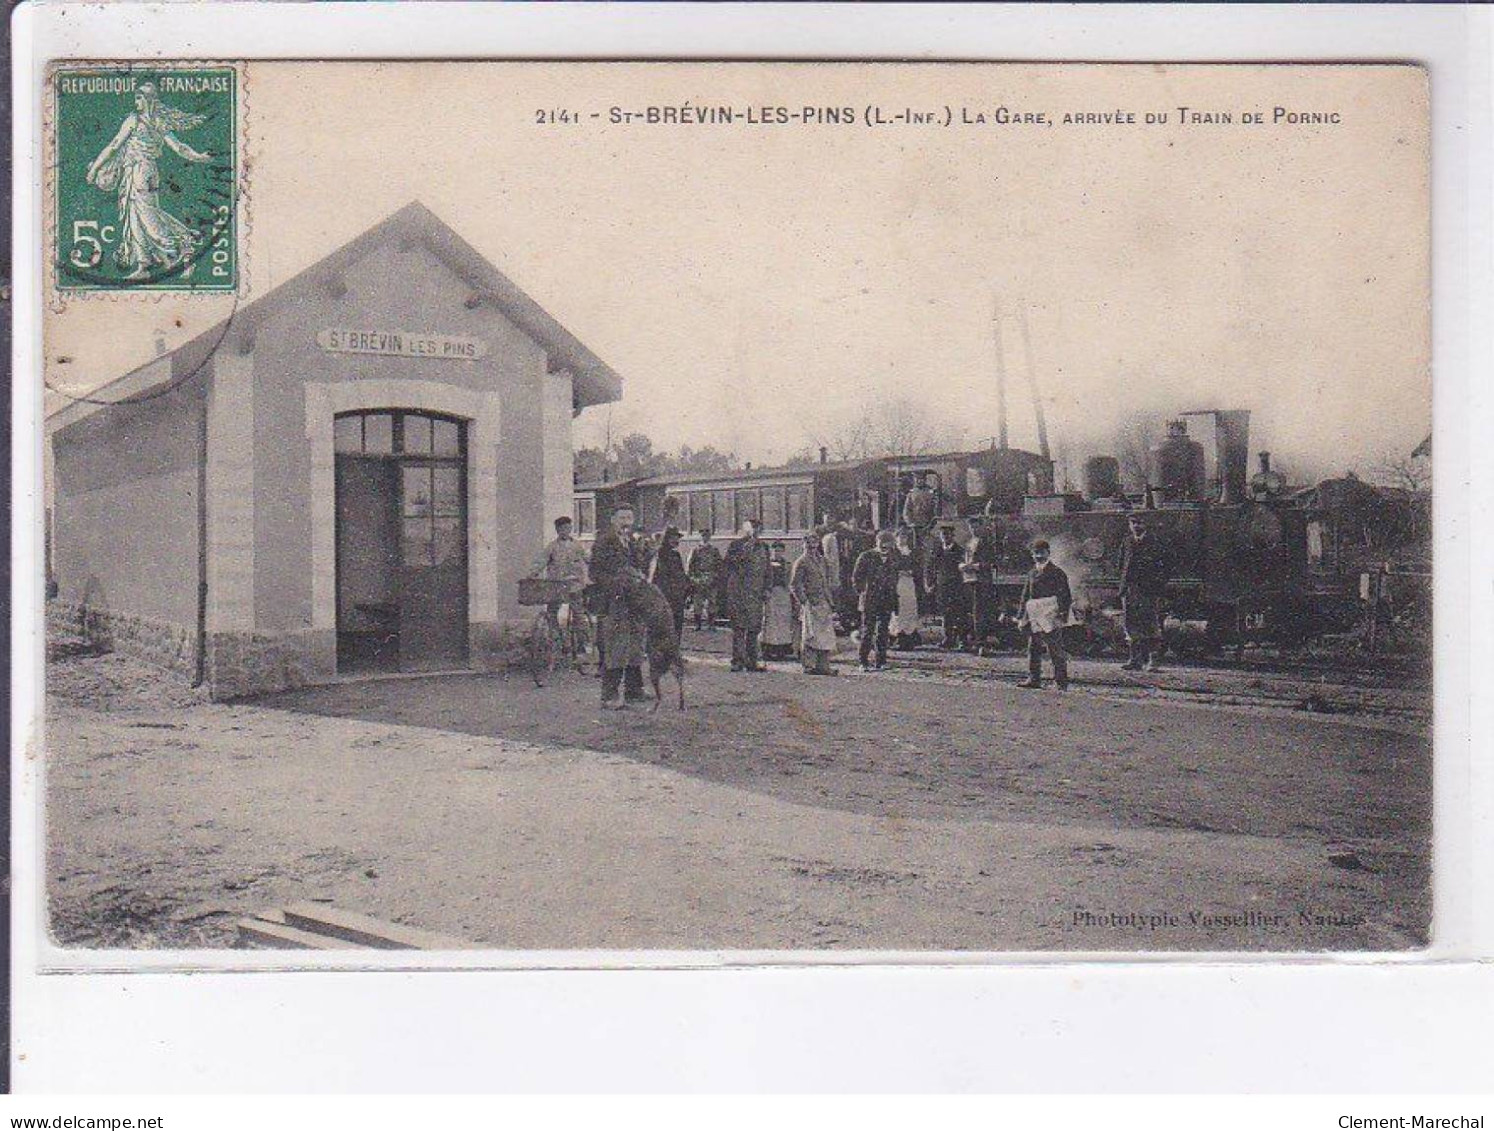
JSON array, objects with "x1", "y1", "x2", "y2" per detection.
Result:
[{"x1": 980, "y1": 410, "x2": 1315, "y2": 653}]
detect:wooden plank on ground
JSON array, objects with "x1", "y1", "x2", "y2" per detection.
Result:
[
  {"x1": 237, "y1": 911, "x2": 368, "y2": 950},
  {"x1": 281, "y1": 902, "x2": 471, "y2": 950}
]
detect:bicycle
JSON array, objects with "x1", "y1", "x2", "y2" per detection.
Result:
[{"x1": 518, "y1": 578, "x2": 593, "y2": 687}]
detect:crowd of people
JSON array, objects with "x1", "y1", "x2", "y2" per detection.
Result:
[{"x1": 532, "y1": 498, "x2": 1173, "y2": 708}]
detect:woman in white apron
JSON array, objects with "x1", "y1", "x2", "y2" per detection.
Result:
[
  {"x1": 888, "y1": 528, "x2": 922, "y2": 649},
  {"x1": 790, "y1": 532, "x2": 839, "y2": 675},
  {"x1": 760, "y1": 542, "x2": 796, "y2": 661}
]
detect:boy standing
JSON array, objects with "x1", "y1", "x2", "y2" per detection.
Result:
[{"x1": 1016, "y1": 539, "x2": 1072, "y2": 691}]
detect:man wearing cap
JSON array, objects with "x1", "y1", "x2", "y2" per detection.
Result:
[
  {"x1": 1016, "y1": 538, "x2": 1072, "y2": 691},
  {"x1": 1119, "y1": 512, "x2": 1171, "y2": 672}
]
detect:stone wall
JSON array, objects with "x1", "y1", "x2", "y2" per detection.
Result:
[
  {"x1": 205, "y1": 629, "x2": 337, "y2": 700},
  {"x1": 50, "y1": 599, "x2": 199, "y2": 676},
  {"x1": 51, "y1": 600, "x2": 534, "y2": 698}
]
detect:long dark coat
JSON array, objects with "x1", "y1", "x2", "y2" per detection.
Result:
[
  {"x1": 590, "y1": 527, "x2": 646, "y2": 670},
  {"x1": 925, "y1": 538, "x2": 967, "y2": 607},
  {"x1": 724, "y1": 536, "x2": 771, "y2": 620},
  {"x1": 1119, "y1": 533, "x2": 1170, "y2": 599},
  {"x1": 851, "y1": 549, "x2": 900, "y2": 615}
]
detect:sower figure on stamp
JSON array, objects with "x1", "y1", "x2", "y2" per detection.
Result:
[
  {"x1": 86, "y1": 83, "x2": 214, "y2": 280},
  {"x1": 724, "y1": 519, "x2": 771, "y2": 672},
  {"x1": 1016, "y1": 539, "x2": 1072, "y2": 691},
  {"x1": 1119, "y1": 512, "x2": 1171, "y2": 672},
  {"x1": 590, "y1": 505, "x2": 649, "y2": 709},
  {"x1": 852, "y1": 529, "x2": 900, "y2": 672}
]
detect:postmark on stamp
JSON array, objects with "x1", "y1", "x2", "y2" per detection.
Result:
[{"x1": 51, "y1": 64, "x2": 239, "y2": 293}]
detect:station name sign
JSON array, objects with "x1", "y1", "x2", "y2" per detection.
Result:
[{"x1": 317, "y1": 328, "x2": 488, "y2": 360}]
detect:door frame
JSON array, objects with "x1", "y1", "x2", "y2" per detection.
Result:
[{"x1": 306, "y1": 380, "x2": 501, "y2": 644}]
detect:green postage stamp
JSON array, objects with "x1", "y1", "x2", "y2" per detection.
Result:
[{"x1": 51, "y1": 64, "x2": 239, "y2": 293}]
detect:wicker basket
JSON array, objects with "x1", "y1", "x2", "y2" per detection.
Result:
[{"x1": 517, "y1": 577, "x2": 573, "y2": 606}]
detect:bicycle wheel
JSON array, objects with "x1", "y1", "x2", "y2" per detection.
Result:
[{"x1": 527, "y1": 613, "x2": 559, "y2": 687}]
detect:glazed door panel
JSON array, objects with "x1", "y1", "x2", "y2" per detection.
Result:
[{"x1": 398, "y1": 461, "x2": 469, "y2": 670}]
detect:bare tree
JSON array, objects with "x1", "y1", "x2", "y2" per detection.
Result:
[
  {"x1": 810, "y1": 395, "x2": 963, "y2": 461},
  {"x1": 811, "y1": 408, "x2": 877, "y2": 463},
  {"x1": 871, "y1": 395, "x2": 961, "y2": 457},
  {"x1": 1370, "y1": 450, "x2": 1431, "y2": 493},
  {"x1": 781, "y1": 446, "x2": 823, "y2": 469}
]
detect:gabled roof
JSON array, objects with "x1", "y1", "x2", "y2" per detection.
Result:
[{"x1": 48, "y1": 201, "x2": 623, "y2": 431}]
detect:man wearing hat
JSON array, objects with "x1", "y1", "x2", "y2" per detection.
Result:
[
  {"x1": 1119, "y1": 512, "x2": 1171, "y2": 672},
  {"x1": 724, "y1": 518, "x2": 771, "y2": 671}
]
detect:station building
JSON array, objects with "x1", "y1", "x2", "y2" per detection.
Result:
[{"x1": 47, "y1": 202, "x2": 622, "y2": 698}]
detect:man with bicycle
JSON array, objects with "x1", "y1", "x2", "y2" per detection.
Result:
[{"x1": 532, "y1": 515, "x2": 590, "y2": 642}]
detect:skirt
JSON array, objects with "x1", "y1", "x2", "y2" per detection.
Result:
[{"x1": 800, "y1": 600, "x2": 838, "y2": 653}]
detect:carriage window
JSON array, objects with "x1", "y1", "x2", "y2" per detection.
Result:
[
  {"x1": 671, "y1": 493, "x2": 691, "y2": 533},
  {"x1": 363, "y1": 413, "x2": 394, "y2": 455},
  {"x1": 735, "y1": 489, "x2": 761, "y2": 526},
  {"x1": 761, "y1": 487, "x2": 785, "y2": 531},
  {"x1": 713, "y1": 490, "x2": 735, "y2": 534},
  {"x1": 692, "y1": 492, "x2": 712, "y2": 533},
  {"x1": 575, "y1": 497, "x2": 596, "y2": 535},
  {"x1": 786, "y1": 486, "x2": 809, "y2": 531}
]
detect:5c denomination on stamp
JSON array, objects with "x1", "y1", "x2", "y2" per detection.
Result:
[{"x1": 52, "y1": 64, "x2": 239, "y2": 293}]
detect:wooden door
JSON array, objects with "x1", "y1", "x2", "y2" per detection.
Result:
[{"x1": 335, "y1": 455, "x2": 401, "y2": 672}]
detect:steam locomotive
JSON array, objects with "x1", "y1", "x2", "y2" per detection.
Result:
[{"x1": 573, "y1": 410, "x2": 1422, "y2": 654}]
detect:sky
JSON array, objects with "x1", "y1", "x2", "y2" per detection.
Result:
[{"x1": 45, "y1": 62, "x2": 1430, "y2": 484}]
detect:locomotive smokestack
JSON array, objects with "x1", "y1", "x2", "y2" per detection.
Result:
[
  {"x1": 1215, "y1": 410, "x2": 1251, "y2": 504},
  {"x1": 819, "y1": 446, "x2": 828, "y2": 465},
  {"x1": 1259, "y1": 451, "x2": 1271, "y2": 475}
]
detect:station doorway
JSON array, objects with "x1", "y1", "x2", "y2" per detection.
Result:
[{"x1": 334, "y1": 409, "x2": 469, "y2": 673}]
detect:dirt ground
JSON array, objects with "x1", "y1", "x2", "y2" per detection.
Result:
[{"x1": 44, "y1": 626, "x2": 1431, "y2": 953}]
